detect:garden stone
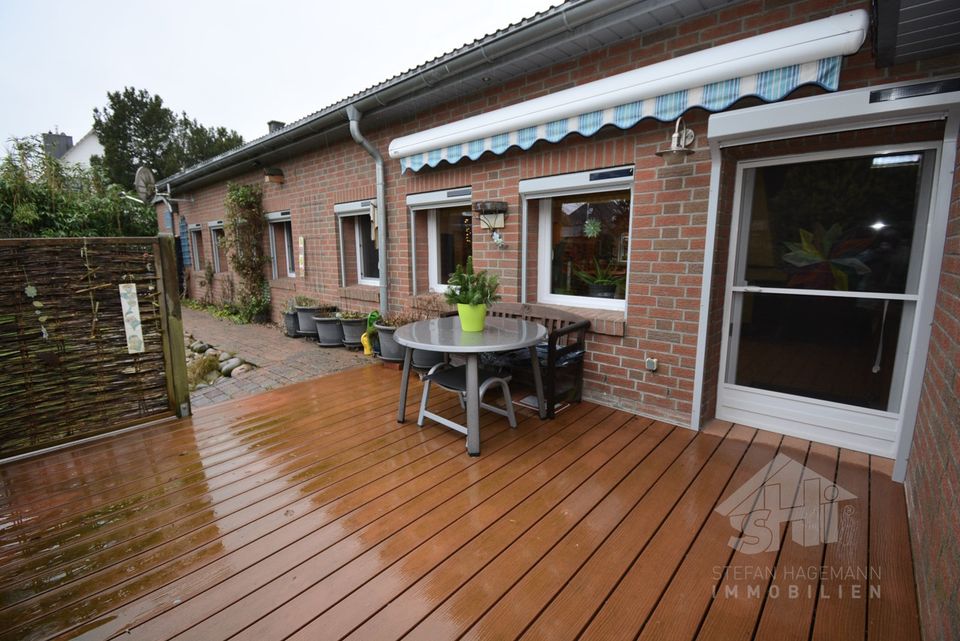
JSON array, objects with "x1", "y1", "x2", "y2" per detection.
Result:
[
  {"x1": 191, "y1": 342, "x2": 210, "y2": 353},
  {"x1": 218, "y1": 351, "x2": 232, "y2": 362},
  {"x1": 220, "y1": 357, "x2": 244, "y2": 376},
  {"x1": 203, "y1": 370, "x2": 219, "y2": 384},
  {"x1": 204, "y1": 348, "x2": 220, "y2": 358},
  {"x1": 231, "y1": 364, "x2": 254, "y2": 377}
]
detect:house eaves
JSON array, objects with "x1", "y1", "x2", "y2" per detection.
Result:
[{"x1": 159, "y1": 0, "x2": 738, "y2": 193}]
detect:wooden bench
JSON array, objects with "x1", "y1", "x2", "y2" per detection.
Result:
[{"x1": 487, "y1": 303, "x2": 590, "y2": 418}]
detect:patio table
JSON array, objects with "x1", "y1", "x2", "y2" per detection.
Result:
[{"x1": 394, "y1": 316, "x2": 548, "y2": 455}]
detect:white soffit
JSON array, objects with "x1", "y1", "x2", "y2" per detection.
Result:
[{"x1": 390, "y1": 10, "x2": 869, "y2": 172}]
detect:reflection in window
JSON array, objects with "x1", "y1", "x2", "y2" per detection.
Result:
[
  {"x1": 356, "y1": 214, "x2": 379, "y2": 281},
  {"x1": 743, "y1": 152, "x2": 927, "y2": 294},
  {"x1": 436, "y1": 210, "x2": 472, "y2": 285},
  {"x1": 549, "y1": 190, "x2": 630, "y2": 299}
]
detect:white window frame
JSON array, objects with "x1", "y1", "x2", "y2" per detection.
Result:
[
  {"x1": 334, "y1": 200, "x2": 379, "y2": 287},
  {"x1": 519, "y1": 166, "x2": 634, "y2": 312},
  {"x1": 207, "y1": 220, "x2": 225, "y2": 273},
  {"x1": 406, "y1": 187, "x2": 472, "y2": 295},
  {"x1": 187, "y1": 224, "x2": 203, "y2": 271},
  {"x1": 715, "y1": 142, "x2": 939, "y2": 459},
  {"x1": 266, "y1": 211, "x2": 295, "y2": 279}
]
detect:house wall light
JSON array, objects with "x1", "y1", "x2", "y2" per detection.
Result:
[
  {"x1": 473, "y1": 200, "x2": 508, "y2": 230},
  {"x1": 655, "y1": 117, "x2": 695, "y2": 165},
  {"x1": 263, "y1": 167, "x2": 285, "y2": 184}
]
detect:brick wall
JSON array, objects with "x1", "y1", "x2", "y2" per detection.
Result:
[
  {"x1": 905, "y1": 135, "x2": 960, "y2": 641},
  {"x1": 158, "y1": 0, "x2": 960, "y2": 429}
]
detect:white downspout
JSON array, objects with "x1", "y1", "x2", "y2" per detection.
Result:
[{"x1": 345, "y1": 105, "x2": 388, "y2": 317}]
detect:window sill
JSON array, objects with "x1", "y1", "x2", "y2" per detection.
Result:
[
  {"x1": 339, "y1": 284, "x2": 380, "y2": 303},
  {"x1": 535, "y1": 302, "x2": 626, "y2": 337}
]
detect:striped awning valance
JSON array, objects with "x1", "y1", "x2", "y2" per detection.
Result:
[{"x1": 390, "y1": 11, "x2": 868, "y2": 173}]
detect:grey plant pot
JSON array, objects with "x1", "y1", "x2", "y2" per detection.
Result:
[
  {"x1": 295, "y1": 306, "x2": 320, "y2": 335},
  {"x1": 340, "y1": 318, "x2": 366, "y2": 347},
  {"x1": 374, "y1": 323, "x2": 404, "y2": 362},
  {"x1": 282, "y1": 311, "x2": 299, "y2": 337},
  {"x1": 313, "y1": 315, "x2": 343, "y2": 347}
]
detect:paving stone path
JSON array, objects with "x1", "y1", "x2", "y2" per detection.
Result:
[{"x1": 182, "y1": 307, "x2": 370, "y2": 408}]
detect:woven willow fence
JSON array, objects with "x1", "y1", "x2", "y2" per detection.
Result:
[{"x1": 0, "y1": 237, "x2": 188, "y2": 458}]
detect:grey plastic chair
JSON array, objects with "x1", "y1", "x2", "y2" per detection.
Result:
[{"x1": 417, "y1": 362, "x2": 517, "y2": 434}]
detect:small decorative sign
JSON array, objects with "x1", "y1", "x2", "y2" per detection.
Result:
[
  {"x1": 298, "y1": 235, "x2": 305, "y2": 274},
  {"x1": 118, "y1": 284, "x2": 145, "y2": 354}
]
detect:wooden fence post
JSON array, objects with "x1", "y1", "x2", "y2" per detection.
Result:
[{"x1": 156, "y1": 236, "x2": 191, "y2": 417}]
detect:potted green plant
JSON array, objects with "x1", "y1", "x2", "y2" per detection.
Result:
[
  {"x1": 281, "y1": 298, "x2": 299, "y2": 337},
  {"x1": 338, "y1": 310, "x2": 368, "y2": 348},
  {"x1": 573, "y1": 257, "x2": 626, "y2": 299},
  {"x1": 312, "y1": 306, "x2": 342, "y2": 347},
  {"x1": 373, "y1": 312, "x2": 417, "y2": 362},
  {"x1": 294, "y1": 295, "x2": 322, "y2": 336},
  {"x1": 444, "y1": 256, "x2": 501, "y2": 332}
]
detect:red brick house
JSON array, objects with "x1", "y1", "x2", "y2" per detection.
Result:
[{"x1": 156, "y1": 1, "x2": 959, "y2": 637}]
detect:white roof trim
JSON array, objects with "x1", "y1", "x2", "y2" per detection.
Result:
[{"x1": 389, "y1": 10, "x2": 868, "y2": 171}]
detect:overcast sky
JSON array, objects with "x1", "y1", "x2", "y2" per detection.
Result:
[{"x1": 0, "y1": 0, "x2": 556, "y2": 149}]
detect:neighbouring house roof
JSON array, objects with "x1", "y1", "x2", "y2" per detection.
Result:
[{"x1": 158, "y1": 0, "x2": 740, "y2": 192}]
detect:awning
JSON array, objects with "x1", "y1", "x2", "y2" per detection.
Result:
[{"x1": 391, "y1": 10, "x2": 869, "y2": 172}]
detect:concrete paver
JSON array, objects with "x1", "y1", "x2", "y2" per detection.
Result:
[{"x1": 182, "y1": 307, "x2": 370, "y2": 408}]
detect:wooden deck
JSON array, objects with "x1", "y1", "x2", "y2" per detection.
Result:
[{"x1": 0, "y1": 365, "x2": 920, "y2": 641}]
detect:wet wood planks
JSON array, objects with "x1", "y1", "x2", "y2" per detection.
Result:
[{"x1": 0, "y1": 366, "x2": 920, "y2": 641}]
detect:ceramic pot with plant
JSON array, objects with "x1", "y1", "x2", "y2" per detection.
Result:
[
  {"x1": 444, "y1": 256, "x2": 501, "y2": 332},
  {"x1": 370, "y1": 313, "x2": 411, "y2": 362},
  {"x1": 294, "y1": 295, "x2": 323, "y2": 336},
  {"x1": 574, "y1": 257, "x2": 626, "y2": 299},
  {"x1": 312, "y1": 306, "x2": 342, "y2": 347},
  {"x1": 338, "y1": 310, "x2": 368, "y2": 348},
  {"x1": 281, "y1": 298, "x2": 300, "y2": 337}
]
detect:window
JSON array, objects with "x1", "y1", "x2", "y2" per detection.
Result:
[
  {"x1": 189, "y1": 227, "x2": 205, "y2": 270},
  {"x1": 521, "y1": 166, "x2": 634, "y2": 311},
  {"x1": 334, "y1": 200, "x2": 379, "y2": 287},
  {"x1": 427, "y1": 206, "x2": 473, "y2": 291},
  {"x1": 406, "y1": 187, "x2": 473, "y2": 295},
  {"x1": 209, "y1": 224, "x2": 227, "y2": 273},
  {"x1": 268, "y1": 216, "x2": 295, "y2": 279},
  {"x1": 354, "y1": 215, "x2": 379, "y2": 284}
]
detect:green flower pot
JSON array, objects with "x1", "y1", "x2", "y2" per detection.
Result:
[{"x1": 457, "y1": 303, "x2": 487, "y2": 332}]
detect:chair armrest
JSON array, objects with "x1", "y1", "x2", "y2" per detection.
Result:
[{"x1": 546, "y1": 319, "x2": 590, "y2": 369}]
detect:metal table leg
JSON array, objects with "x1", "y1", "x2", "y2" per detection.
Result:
[
  {"x1": 397, "y1": 347, "x2": 412, "y2": 423},
  {"x1": 528, "y1": 345, "x2": 546, "y2": 419},
  {"x1": 465, "y1": 353, "x2": 481, "y2": 456}
]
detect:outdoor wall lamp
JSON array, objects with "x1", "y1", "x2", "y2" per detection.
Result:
[
  {"x1": 655, "y1": 117, "x2": 695, "y2": 165},
  {"x1": 473, "y1": 200, "x2": 508, "y2": 230},
  {"x1": 263, "y1": 167, "x2": 285, "y2": 184},
  {"x1": 473, "y1": 200, "x2": 509, "y2": 248}
]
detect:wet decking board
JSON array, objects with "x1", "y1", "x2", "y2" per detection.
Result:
[{"x1": 0, "y1": 365, "x2": 921, "y2": 641}]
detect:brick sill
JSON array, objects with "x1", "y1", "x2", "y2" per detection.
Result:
[
  {"x1": 535, "y1": 302, "x2": 626, "y2": 337},
  {"x1": 339, "y1": 284, "x2": 380, "y2": 303}
]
